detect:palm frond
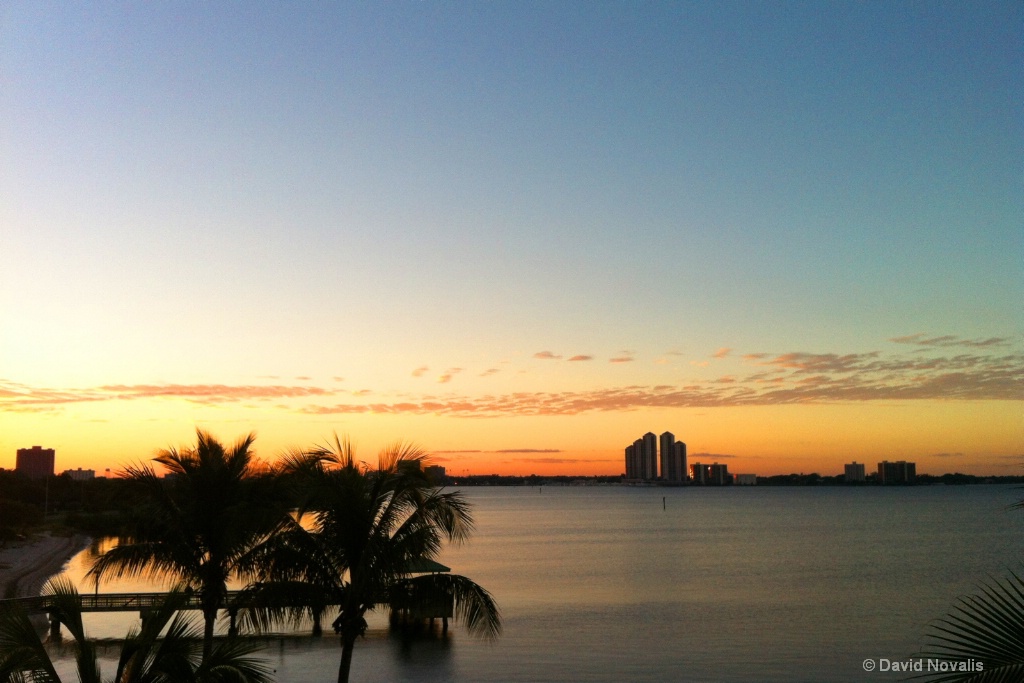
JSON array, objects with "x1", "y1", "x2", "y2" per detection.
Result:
[
  {"x1": 0, "y1": 599, "x2": 60, "y2": 683},
  {"x1": 195, "y1": 637, "x2": 274, "y2": 683},
  {"x1": 37, "y1": 578, "x2": 102, "y2": 683},
  {"x1": 115, "y1": 590, "x2": 195, "y2": 683},
  {"x1": 912, "y1": 570, "x2": 1024, "y2": 682},
  {"x1": 393, "y1": 573, "x2": 501, "y2": 639}
]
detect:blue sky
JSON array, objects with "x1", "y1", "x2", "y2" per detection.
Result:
[{"x1": 1, "y1": 2, "x2": 1021, "y2": 474}]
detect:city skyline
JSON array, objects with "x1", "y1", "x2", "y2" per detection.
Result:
[{"x1": 2, "y1": 3, "x2": 1021, "y2": 476}]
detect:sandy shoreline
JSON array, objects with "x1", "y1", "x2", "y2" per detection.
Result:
[{"x1": 0, "y1": 533, "x2": 92, "y2": 599}]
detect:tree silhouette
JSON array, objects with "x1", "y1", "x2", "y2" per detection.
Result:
[
  {"x1": 89, "y1": 430, "x2": 290, "y2": 659},
  {"x1": 242, "y1": 437, "x2": 500, "y2": 683}
]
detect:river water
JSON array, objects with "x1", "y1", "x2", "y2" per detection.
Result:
[{"x1": 52, "y1": 484, "x2": 1024, "y2": 682}]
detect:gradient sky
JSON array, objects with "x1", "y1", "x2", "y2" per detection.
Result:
[{"x1": 2, "y1": 2, "x2": 1021, "y2": 477}]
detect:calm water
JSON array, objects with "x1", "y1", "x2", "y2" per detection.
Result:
[{"x1": 53, "y1": 485, "x2": 1024, "y2": 682}]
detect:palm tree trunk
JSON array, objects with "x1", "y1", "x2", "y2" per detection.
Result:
[
  {"x1": 337, "y1": 632, "x2": 357, "y2": 683},
  {"x1": 203, "y1": 610, "x2": 216, "y2": 660}
]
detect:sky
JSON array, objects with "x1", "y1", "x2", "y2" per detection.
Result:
[{"x1": 1, "y1": 1, "x2": 1021, "y2": 477}]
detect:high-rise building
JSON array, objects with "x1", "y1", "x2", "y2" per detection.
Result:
[
  {"x1": 673, "y1": 441, "x2": 687, "y2": 483},
  {"x1": 658, "y1": 432, "x2": 687, "y2": 483},
  {"x1": 690, "y1": 462, "x2": 710, "y2": 485},
  {"x1": 624, "y1": 431, "x2": 689, "y2": 483},
  {"x1": 641, "y1": 432, "x2": 658, "y2": 480},
  {"x1": 844, "y1": 462, "x2": 866, "y2": 482},
  {"x1": 877, "y1": 460, "x2": 916, "y2": 484},
  {"x1": 63, "y1": 468, "x2": 95, "y2": 481},
  {"x1": 16, "y1": 446, "x2": 55, "y2": 479},
  {"x1": 710, "y1": 463, "x2": 731, "y2": 485},
  {"x1": 659, "y1": 432, "x2": 674, "y2": 481}
]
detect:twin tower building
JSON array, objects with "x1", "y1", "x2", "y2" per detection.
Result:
[{"x1": 624, "y1": 431, "x2": 687, "y2": 483}]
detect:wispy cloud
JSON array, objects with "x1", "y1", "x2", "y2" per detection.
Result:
[
  {"x1": 609, "y1": 356, "x2": 634, "y2": 364},
  {"x1": 495, "y1": 448, "x2": 563, "y2": 453},
  {"x1": 434, "y1": 448, "x2": 562, "y2": 454},
  {"x1": 437, "y1": 368, "x2": 463, "y2": 384},
  {"x1": 890, "y1": 334, "x2": 1013, "y2": 348},
  {"x1": 567, "y1": 355, "x2": 593, "y2": 362},
  {"x1": 0, "y1": 381, "x2": 336, "y2": 413},
  {"x1": 534, "y1": 351, "x2": 562, "y2": 360},
  {"x1": 480, "y1": 368, "x2": 500, "y2": 377},
  {"x1": 689, "y1": 452, "x2": 741, "y2": 460},
  {"x1": 504, "y1": 457, "x2": 610, "y2": 464},
  {"x1": 411, "y1": 366, "x2": 429, "y2": 378},
  {"x1": 5, "y1": 337, "x2": 1019, "y2": 418},
  {"x1": 297, "y1": 345, "x2": 1024, "y2": 417},
  {"x1": 713, "y1": 348, "x2": 732, "y2": 359},
  {"x1": 929, "y1": 452, "x2": 965, "y2": 458}
]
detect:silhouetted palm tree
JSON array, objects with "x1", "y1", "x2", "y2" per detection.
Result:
[
  {"x1": 0, "y1": 577, "x2": 272, "y2": 683},
  {"x1": 89, "y1": 429, "x2": 290, "y2": 659},
  {"x1": 913, "y1": 570, "x2": 1024, "y2": 682},
  {"x1": 242, "y1": 437, "x2": 500, "y2": 683},
  {"x1": 0, "y1": 577, "x2": 99, "y2": 683}
]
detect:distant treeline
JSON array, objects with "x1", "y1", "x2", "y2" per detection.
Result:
[
  {"x1": 444, "y1": 473, "x2": 1024, "y2": 487},
  {"x1": 0, "y1": 470, "x2": 151, "y2": 542},
  {"x1": 755, "y1": 473, "x2": 1024, "y2": 486},
  {"x1": 3, "y1": 469, "x2": 1022, "y2": 542}
]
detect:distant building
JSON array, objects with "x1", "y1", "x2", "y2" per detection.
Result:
[
  {"x1": 16, "y1": 446, "x2": 55, "y2": 479},
  {"x1": 624, "y1": 445, "x2": 637, "y2": 479},
  {"x1": 734, "y1": 473, "x2": 757, "y2": 486},
  {"x1": 641, "y1": 432, "x2": 658, "y2": 480},
  {"x1": 423, "y1": 465, "x2": 447, "y2": 484},
  {"x1": 659, "y1": 432, "x2": 674, "y2": 480},
  {"x1": 623, "y1": 431, "x2": 689, "y2": 483},
  {"x1": 691, "y1": 462, "x2": 710, "y2": 485},
  {"x1": 709, "y1": 463, "x2": 731, "y2": 486},
  {"x1": 63, "y1": 468, "x2": 95, "y2": 481},
  {"x1": 877, "y1": 460, "x2": 916, "y2": 485},
  {"x1": 659, "y1": 432, "x2": 687, "y2": 483},
  {"x1": 674, "y1": 441, "x2": 687, "y2": 483},
  {"x1": 844, "y1": 462, "x2": 866, "y2": 482}
]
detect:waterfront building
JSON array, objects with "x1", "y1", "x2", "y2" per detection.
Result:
[
  {"x1": 623, "y1": 431, "x2": 690, "y2": 482},
  {"x1": 424, "y1": 465, "x2": 447, "y2": 484},
  {"x1": 673, "y1": 441, "x2": 687, "y2": 483},
  {"x1": 710, "y1": 463, "x2": 731, "y2": 486},
  {"x1": 659, "y1": 432, "x2": 687, "y2": 483},
  {"x1": 877, "y1": 460, "x2": 916, "y2": 485},
  {"x1": 844, "y1": 462, "x2": 866, "y2": 482},
  {"x1": 63, "y1": 468, "x2": 95, "y2": 481},
  {"x1": 642, "y1": 432, "x2": 658, "y2": 480},
  {"x1": 659, "y1": 432, "x2": 674, "y2": 480},
  {"x1": 691, "y1": 462, "x2": 710, "y2": 485},
  {"x1": 734, "y1": 473, "x2": 757, "y2": 485},
  {"x1": 16, "y1": 446, "x2": 55, "y2": 479}
]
